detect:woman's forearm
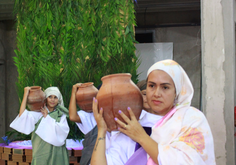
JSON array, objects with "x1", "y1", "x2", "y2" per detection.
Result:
[
  {"x1": 69, "y1": 85, "x2": 81, "y2": 123},
  {"x1": 19, "y1": 87, "x2": 30, "y2": 117},
  {"x1": 90, "y1": 130, "x2": 107, "y2": 165},
  {"x1": 139, "y1": 134, "x2": 159, "y2": 164}
]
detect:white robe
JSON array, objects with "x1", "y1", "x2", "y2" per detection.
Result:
[
  {"x1": 76, "y1": 110, "x2": 162, "y2": 165},
  {"x1": 10, "y1": 109, "x2": 69, "y2": 147}
]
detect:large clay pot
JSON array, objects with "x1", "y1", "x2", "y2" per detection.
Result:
[
  {"x1": 27, "y1": 86, "x2": 45, "y2": 111},
  {"x1": 96, "y1": 73, "x2": 143, "y2": 131},
  {"x1": 76, "y1": 82, "x2": 98, "y2": 112}
]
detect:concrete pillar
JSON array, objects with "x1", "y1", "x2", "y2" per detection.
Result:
[{"x1": 201, "y1": 0, "x2": 235, "y2": 165}]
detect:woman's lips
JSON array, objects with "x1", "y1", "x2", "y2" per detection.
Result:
[{"x1": 152, "y1": 100, "x2": 162, "y2": 105}]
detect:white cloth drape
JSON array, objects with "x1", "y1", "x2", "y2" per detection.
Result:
[{"x1": 10, "y1": 110, "x2": 69, "y2": 146}]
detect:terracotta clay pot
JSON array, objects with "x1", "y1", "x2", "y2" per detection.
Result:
[
  {"x1": 27, "y1": 86, "x2": 45, "y2": 111},
  {"x1": 76, "y1": 82, "x2": 98, "y2": 112},
  {"x1": 96, "y1": 73, "x2": 143, "y2": 131}
]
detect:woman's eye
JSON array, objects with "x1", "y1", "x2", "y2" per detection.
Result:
[
  {"x1": 149, "y1": 84, "x2": 154, "y2": 88},
  {"x1": 163, "y1": 86, "x2": 169, "y2": 89}
]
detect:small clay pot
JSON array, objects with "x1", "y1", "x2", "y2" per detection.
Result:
[
  {"x1": 96, "y1": 73, "x2": 143, "y2": 131},
  {"x1": 76, "y1": 82, "x2": 98, "y2": 112},
  {"x1": 27, "y1": 86, "x2": 45, "y2": 111}
]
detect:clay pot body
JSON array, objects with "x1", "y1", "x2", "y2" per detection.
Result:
[
  {"x1": 27, "y1": 86, "x2": 45, "y2": 111},
  {"x1": 76, "y1": 82, "x2": 98, "y2": 112},
  {"x1": 96, "y1": 73, "x2": 143, "y2": 131}
]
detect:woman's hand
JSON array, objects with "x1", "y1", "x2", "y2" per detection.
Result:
[
  {"x1": 92, "y1": 97, "x2": 107, "y2": 134},
  {"x1": 40, "y1": 105, "x2": 48, "y2": 118},
  {"x1": 115, "y1": 107, "x2": 147, "y2": 143},
  {"x1": 72, "y1": 83, "x2": 82, "y2": 94}
]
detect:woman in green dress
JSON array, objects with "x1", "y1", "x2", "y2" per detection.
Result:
[{"x1": 10, "y1": 86, "x2": 69, "y2": 165}]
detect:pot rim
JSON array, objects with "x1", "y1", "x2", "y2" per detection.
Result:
[
  {"x1": 101, "y1": 73, "x2": 131, "y2": 81},
  {"x1": 30, "y1": 86, "x2": 42, "y2": 91},
  {"x1": 80, "y1": 82, "x2": 94, "y2": 88}
]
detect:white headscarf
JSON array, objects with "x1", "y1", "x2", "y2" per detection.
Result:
[
  {"x1": 147, "y1": 59, "x2": 194, "y2": 110},
  {"x1": 44, "y1": 87, "x2": 64, "y2": 107}
]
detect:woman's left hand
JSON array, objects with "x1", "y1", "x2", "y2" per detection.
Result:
[
  {"x1": 115, "y1": 107, "x2": 147, "y2": 143},
  {"x1": 40, "y1": 105, "x2": 48, "y2": 118}
]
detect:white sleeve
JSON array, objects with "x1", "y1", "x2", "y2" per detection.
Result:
[
  {"x1": 139, "y1": 110, "x2": 162, "y2": 127},
  {"x1": 35, "y1": 114, "x2": 69, "y2": 146},
  {"x1": 106, "y1": 145, "x2": 128, "y2": 165},
  {"x1": 10, "y1": 110, "x2": 43, "y2": 135},
  {"x1": 105, "y1": 133, "x2": 135, "y2": 165},
  {"x1": 75, "y1": 110, "x2": 97, "y2": 134}
]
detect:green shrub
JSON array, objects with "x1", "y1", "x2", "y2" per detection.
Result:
[{"x1": 13, "y1": 0, "x2": 139, "y2": 140}]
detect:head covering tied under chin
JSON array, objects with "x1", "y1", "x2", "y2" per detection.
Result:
[
  {"x1": 147, "y1": 59, "x2": 194, "y2": 110},
  {"x1": 44, "y1": 87, "x2": 64, "y2": 107}
]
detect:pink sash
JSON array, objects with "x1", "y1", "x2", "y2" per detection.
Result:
[{"x1": 147, "y1": 107, "x2": 176, "y2": 165}]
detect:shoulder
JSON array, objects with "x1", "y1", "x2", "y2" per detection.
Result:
[
  {"x1": 186, "y1": 107, "x2": 206, "y2": 118},
  {"x1": 180, "y1": 107, "x2": 209, "y2": 127}
]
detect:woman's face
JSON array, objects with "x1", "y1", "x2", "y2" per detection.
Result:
[
  {"x1": 46, "y1": 95, "x2": 59, "y2": 109},
  {"x1": 141, "y1": 90, "x2": 152, "y2": 113},
  {"x1": 146, "y1": 70, "x2": 176, "y2": 116}
]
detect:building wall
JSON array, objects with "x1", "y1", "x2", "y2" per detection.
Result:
[
  {"x1": 0, "y1": 21, "x2": 6, "y2": 137},
  {"x1": 0, "y1": 20, "x2": 19, "y2": 137},
  {"x1": 154, "y1": 26, "x2": 201, "y2": 109}
]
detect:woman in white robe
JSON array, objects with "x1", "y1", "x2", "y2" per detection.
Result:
[
  {"x1": 114, "y1": 59, "x2": 216, "y2": 165},
  {"x1": 90, "y1": 59, "x2": 215, "y2": 165},
  {"x1": 10, "y1": 86, "x2": 69, "y2": 165}
]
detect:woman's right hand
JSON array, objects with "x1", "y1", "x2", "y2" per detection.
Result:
[{"x1": 92, "y1": 97, "x2": 107, "y2": 134}]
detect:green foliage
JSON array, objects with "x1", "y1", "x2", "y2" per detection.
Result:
[{"x1": 14, "y1": 0, "x2": 138, "y2": 140}]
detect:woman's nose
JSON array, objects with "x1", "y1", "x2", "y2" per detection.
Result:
[{"x1": 154, "y1": 87, "x2": 161, "y2": 97}]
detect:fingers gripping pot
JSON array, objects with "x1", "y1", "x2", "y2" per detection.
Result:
[
  {"x1": 76, "y1": 82, "x2": 98, "y2": 112},
  {"x1": 96, "y1": 73, "x2": 143, "y2": 131},
  {"x1": 27, "y1": 86, "x2": 46, "y2": 111}
]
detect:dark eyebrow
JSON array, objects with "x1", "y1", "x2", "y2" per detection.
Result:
[
  {"x1": 161, "y1": 83, "x2": 172, "y2": 86},
  {"x1": 147, "y1": 81, "x2": 155, "y2": 84},
  {"x1": 147, "y1": 81, "x2": 172, "y2": 86}
]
